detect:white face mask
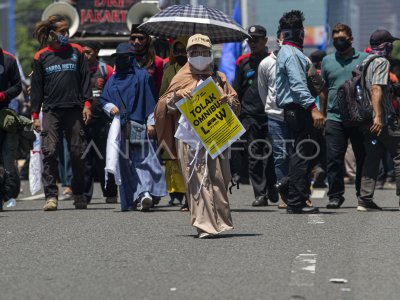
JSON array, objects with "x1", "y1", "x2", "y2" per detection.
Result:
[{"x1": 188, "y1": 54, "x2": 213, "y2": 71}]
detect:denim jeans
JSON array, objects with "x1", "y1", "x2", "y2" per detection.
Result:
[{"x1": 267, "y1": 118, "x2": 291, "y2": 182}]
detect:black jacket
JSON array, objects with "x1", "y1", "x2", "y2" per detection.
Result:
[
  {"x1": 31, "y1": 43, "x2": 92, "y2": 114},
  {"x1": 0, "y1": 48, "x2": 22, "y2": 110},
  {"x1": 232, "y1": 52, "x2": 269, "y2": 118}
]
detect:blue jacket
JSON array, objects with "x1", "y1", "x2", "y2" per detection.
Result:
[{"x1": 276, "y1": 45, "x2": 315, "y2": 109}]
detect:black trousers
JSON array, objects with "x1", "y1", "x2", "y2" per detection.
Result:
[
  {"x1": 325, "y1": 120, "x2": 365, "y2": 201},
  {"x1": 284, "y1": 107, "x2": 318, "y2": 207},
  {"x1": 41, "y1": 108, "x2": 87, "y2": 198},
  {"x1": 243, "y1": 115, "x2": 276, "y2": 198},
  {"x1": 84, "y1": 120, "x2": 118, "y2": 200}
]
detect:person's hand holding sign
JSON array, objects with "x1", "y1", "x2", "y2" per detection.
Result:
[
  {"x1": 175, "y1": 89, "x2": 192, "y2": 101},
  {"x1": 219, "y1": 94, "x2": 230, "y2": 104}
]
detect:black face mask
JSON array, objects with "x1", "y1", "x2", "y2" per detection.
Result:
[
  {"x1": 333, "y1": 39, "x2": 351, "y2": 52},
  {"x1": 175, "y1": 55, "x2": 187, "y2": 66},
  {"x1": 282, "y1": 29, "x2": 305, "y2": 47},
  {"x1": 115, "y1": 55, "x2": 132, "y2": 73}
]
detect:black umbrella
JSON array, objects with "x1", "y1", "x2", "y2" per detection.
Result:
[{"x1": 138, "y1": 4, "x2": 250, "y2": 44}]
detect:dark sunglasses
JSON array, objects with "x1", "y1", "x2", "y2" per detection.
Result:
[{"x1": 130, "y1": 35, "x2": 147, "y2": 42}]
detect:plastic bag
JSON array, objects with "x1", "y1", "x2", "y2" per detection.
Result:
[{"x1": 29, "y1": 131, "x2": 43, "y2": 195}]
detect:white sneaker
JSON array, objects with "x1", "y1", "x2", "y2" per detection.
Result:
[{"x1": 140, "y1": 192, "x2": 152, "y2": 212}]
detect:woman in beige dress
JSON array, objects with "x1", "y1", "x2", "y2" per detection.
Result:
[{"x1": 155, "y1": 34, "x2": 240, "y2": 239}]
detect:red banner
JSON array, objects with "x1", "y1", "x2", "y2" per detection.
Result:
[{"x1": 74, "y1": 0, "x2": 138, "y2": 36}]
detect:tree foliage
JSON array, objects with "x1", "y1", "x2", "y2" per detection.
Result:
[{"x1": 392, "y1": 41, "x2": 400, "y2": 61}]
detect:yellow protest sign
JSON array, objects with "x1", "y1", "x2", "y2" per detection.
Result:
[{"x1": 176, "y1": 77, "x2": 245, "y2": 159}]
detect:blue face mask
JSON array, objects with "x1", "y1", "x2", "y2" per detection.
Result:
[{"x1": 56, "y1": 33, "x2": 69, "y2": 46}]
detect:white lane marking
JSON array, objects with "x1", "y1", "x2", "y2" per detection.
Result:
[
  {"x1": 308, "y1": 214, "x2": 325, "y2": 224},
  {"x1": 311, "y1": 190, "x2": 326, "y2": 199},
  {"x1": 289, "y1": 253, "x2": 317, "y2": 287},
  {"x1": 19, "y1": 193, "x2": 45, "y2": 201},
  {"x1": 330, "y1": 278, "x2": 348, "y2": 284}
]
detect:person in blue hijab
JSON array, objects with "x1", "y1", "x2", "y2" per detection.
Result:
[{"x1": 100, "y1": 42, "x2": 167, "y2": 212}]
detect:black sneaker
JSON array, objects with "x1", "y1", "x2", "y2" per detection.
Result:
[
  {"x1": 252, "y1": 196, "x2": 268, "y2": 207},
  {"x1": 326, "y1": 198, "x2": 344, "y2": 209},
  {"x1": 357, "y1": 200, "x2": 382, "y2": 212},
  {"x1": 287, "y1": 205, "x2": 320, "y2": 214},
  {"x1": 275, "y1": 178, "x2": 289, "y2": 204}
]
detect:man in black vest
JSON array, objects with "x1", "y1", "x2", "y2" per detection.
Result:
[{"x1": 232, "y1": 25, "x2": 278, "y2": 206}]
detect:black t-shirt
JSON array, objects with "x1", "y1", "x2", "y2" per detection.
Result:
[
  {"x1": 232, "y1": 52, "x2": 269, "y2": 117},
  {"x1": 31, "y1": 43, "x2": 92, "y2": 113}
]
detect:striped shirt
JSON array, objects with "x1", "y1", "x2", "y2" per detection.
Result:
[{"x1": 364, "y1": 55, "x2": 393, "y2": 126}]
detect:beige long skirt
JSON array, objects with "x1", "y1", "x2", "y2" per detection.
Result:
[{"x1": 178, "y1": 141, "x2": 234, "y2": 234}]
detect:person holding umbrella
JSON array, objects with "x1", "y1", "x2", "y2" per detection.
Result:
[{"x1": 155, "y1": 34, "x2": 240, "y2": 238}]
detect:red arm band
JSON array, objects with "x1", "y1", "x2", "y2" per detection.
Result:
[{"x1": 307, "y1": 103, "x2": 317, "y2": 112}]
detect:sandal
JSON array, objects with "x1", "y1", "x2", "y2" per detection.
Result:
[{"x1": 278, "y1": 201, "x2": 287, "y2": 209}]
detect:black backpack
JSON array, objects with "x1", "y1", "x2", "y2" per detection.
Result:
[{"x1": 337, "y1": 55, "x2": 379, "y2": 126}]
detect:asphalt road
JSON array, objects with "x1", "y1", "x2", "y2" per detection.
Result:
[{"x1": 1, "y1": 181, "x2": 400, "y2": 300}]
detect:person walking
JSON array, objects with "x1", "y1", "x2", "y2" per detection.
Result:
[
  {"x1": 232, "y1": 25, "x2": 278, "y2": 207},
  {"x1": 129, "y1": 24, "x2": 164, "y2": 96},
  {"x1": 80, "y1": 41, "x2": 118, "y2": 204},
  {"x1": 357, "y1": 30, "x2": 400, "y2": 211},
  {"x1": 31, "y1": 15, "x2": 92, "y2": 211},
  {"x1": 100, "y1": 43, "x2": 167, "y2": 212},
  {"x1": 319, "y1": 23, "x2": 368, "y2": 208},
  {"x1": 0, "y1": 47, "x2": 22, "y2": 205},
  {"x1": 276, "y1": 10, "x2": 324, "y2": 214},
  {"x1": 159, "y1": 37, "x2": 188, "y2": 208},
  {"x1": 258, "y1": 29, "x2": 292, "y2": 209},
  {"x1": 155, "y1": 34, "x2": 240, "y2": 238}
]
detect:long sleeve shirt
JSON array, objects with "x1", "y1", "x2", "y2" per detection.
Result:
[
  {"x1": 232, "y1": 53, "x2": 268, "y2": 117},
  {"x1": 258, "y1": 51, "x2": 284, "y2": 121},
  {"x1": 276, "y1": 45, "x2": 315, "y2": 109},
  {"x1": 0, "y1": 49, "x2": 22, "y2": 110},
  {"x1": 30, "y1": 43, "x2": 92, "y2": 118}
]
